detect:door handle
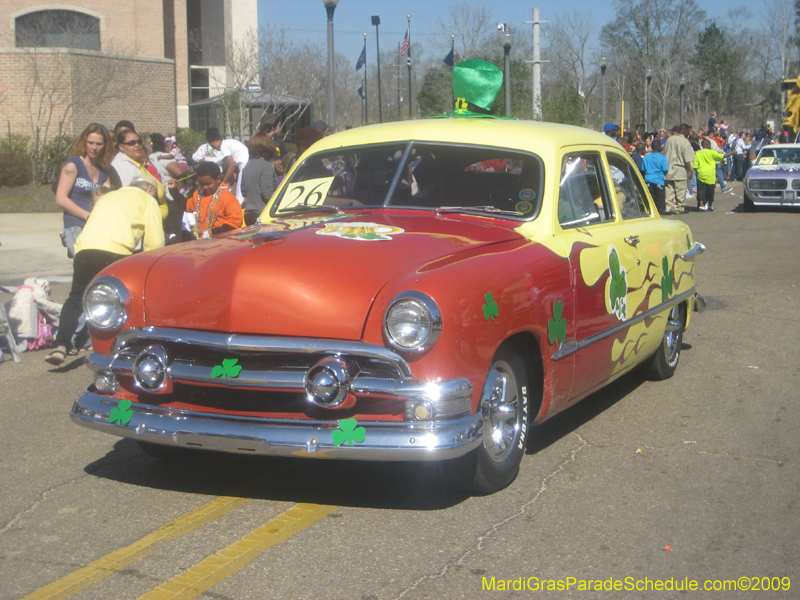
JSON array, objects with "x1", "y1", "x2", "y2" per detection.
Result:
[{"x1": 624, "y1": 235, "x2": 640, "y2": 247}]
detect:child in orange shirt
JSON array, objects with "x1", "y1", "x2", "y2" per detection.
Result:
[{"x1": 185, "y1": 162, "x2": 243, "y2": 238}]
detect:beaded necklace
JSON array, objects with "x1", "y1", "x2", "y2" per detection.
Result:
[{"x1": 195, "y1": 184, "x2": 226, "y2": 233}]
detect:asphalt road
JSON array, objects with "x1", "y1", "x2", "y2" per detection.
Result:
[{"x1": 1, "y1": 187, "x2": 798, "y2": 600}]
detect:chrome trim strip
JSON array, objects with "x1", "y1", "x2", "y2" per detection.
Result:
[
  {"x1": 552, "y1": 287, "x2": 696, "y2": 361},
  {"x1": 112, "y1": 328, "x2": 413, "y2": 378},
  {"x1": 70, "y1": 391, "x2": 483, "y2": 461},
  {"x1": 679, "y1": 242, "x2": 706, "y2": 261}
]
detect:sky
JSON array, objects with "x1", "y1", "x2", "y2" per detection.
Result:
[{"x1": 257, "y1": 0, "x2": 753, "y2": 67}]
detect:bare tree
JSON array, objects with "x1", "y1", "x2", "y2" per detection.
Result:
[
  {"x1": 546, "y1": 12, "x2": 598, "y2": 121},
  {"x1": 257, "y1": 26, "x2": 325, "y2": 129},
  {"x1": 434, "y1": 4, "x2": 495, "y2": 61},
  {"x1": 22, "y1": 46, "x2": 148, "y2": 183},
  {"x1": 601, "y1": 0, "x2": 706, "y2": 130}
]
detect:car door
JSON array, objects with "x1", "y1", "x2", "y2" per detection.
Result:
[
  {"x1": 605, "y1": 150, "x2": 687, "y2": 370},
  {"x1": 554, "y1": 149, "x2": 640, "y2": 400}
]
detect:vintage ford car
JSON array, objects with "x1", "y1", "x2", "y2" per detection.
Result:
[
  {"x1": 70, "y1": 120, "x2": 705, "y2": 493},
  {"x1": 743, "y1": 143, "x2": 800, "y2": 211}
]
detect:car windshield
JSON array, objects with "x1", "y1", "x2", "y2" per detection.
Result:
[
  {"x1": 272, "y1": 141, "x2": 544, "y2": 221},
  {"x1": 755, "y1": 147, "x2": 800, "y2": 165}
]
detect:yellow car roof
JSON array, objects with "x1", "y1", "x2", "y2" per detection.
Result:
[{"x1": 308, "y1": 119, "x2": 620, "y2": 162}]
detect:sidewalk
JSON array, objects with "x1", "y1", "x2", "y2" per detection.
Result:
[{"x1": 0, "y1": 213, "x2": 73, "y2": 286}]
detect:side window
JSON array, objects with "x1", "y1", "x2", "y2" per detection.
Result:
[
  {"x1": 558, "y1": 153, "x2": 615, "y2": 228},
  {"x1": 606, "y1": 153, "x2": 651, "y2": 219}
]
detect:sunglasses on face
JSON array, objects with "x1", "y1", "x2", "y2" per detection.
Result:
[{"x1": 121, "y1": 139, "x2": 144, "y2": 146}]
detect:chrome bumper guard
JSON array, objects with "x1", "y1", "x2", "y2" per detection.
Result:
[{"x1": 70, "y1": 391, "x2": 484, "y2": 461}]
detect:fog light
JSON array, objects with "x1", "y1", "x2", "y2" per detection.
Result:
[
  {"x1": 94, "y1": 372, "x2": 118, "y2": 394},
  {"x1": 133, "y1": 345, "x2": 169, "y2": 392},
  {"x1": 405, "y1": 399, "x2": 434, "y2": 421},
  {"x1": 305, "y1": 357, "x2": 351, "y2": 407}
]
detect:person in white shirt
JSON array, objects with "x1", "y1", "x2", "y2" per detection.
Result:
[
  {"x1": 205, "y1": 128, "x2": 249, "y2": 204},
  {"x1": 192, "y1": 143, "x2": 225, "y2": 166}
]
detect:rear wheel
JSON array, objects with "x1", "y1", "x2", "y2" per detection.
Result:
[
  {"x1": 644, "y1": 302, "x2": 685, "y2": 380},
  {"x1": 449, "y1": 347, "x2": 530, "y2": 494}
]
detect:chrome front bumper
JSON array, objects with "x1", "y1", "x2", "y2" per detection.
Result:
[{"x1": 70, "y1": 390, "x2": 484, "y2": 461}]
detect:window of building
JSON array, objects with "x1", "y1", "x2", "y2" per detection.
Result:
[{"x1": 15, "y1": 10, "x2": 100, "y2": 51}]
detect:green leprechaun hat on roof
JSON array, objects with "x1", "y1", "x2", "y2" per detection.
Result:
[{"x1": 431, "y1": 58, "x2": 514, "y2": 119}]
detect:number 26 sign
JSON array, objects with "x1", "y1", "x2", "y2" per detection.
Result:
[{"x1": 281, "y1": 176, "x2": 335, "y2": 209}]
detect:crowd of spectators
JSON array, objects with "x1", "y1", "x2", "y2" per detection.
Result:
[{"x1": 602, "y1": 114, "x2": 780, "y2": 214}]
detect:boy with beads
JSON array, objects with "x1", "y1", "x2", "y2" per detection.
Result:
[{"x1": 177, "y1": 162, "x2": 242, "y2": 238}]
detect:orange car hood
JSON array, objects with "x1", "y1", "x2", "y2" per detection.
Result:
[{"x1": 143, "y1": 212, "x2": 524, "y2": 340}]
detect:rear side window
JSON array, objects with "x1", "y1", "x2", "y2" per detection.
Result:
[
  {"x1": 558, "y1": 153, "x2": 615, "y2": 228},
  {"x1": 606, "y1": 153, "x2": 651, "y2": 219}
]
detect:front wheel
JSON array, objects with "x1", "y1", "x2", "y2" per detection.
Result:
[
  {"x1": 449, "y1": 347, "x2": 530, "y2": 494},
  {"x1": 643, "y1": 302, "x2": 685, "y2": 380},
  {"x1": 743, "y1": 193, "x2": 756, "y2": 212}
]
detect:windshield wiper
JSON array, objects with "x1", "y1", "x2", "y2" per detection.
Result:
[
  {"x1": 435, "y1": 205, "x2": 524, "y2": 217},
  {"x1": 277, "y1": 204, "x2": 342, "y2": 216}
]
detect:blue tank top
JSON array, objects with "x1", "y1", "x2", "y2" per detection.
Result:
[{"x1": 62, "y1": 156, "x2": 108, "y2": 229}]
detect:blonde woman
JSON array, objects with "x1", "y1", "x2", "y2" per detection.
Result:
[{"x1": 55, "y1": 123, "x2": 114, "y2": 256}]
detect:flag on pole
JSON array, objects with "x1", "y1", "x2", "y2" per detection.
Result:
[
  {"x1": 442, "y1": 48, "x2": 454, "y2": 67},
  {"x1": 399, "y1": 27, "x2": 409, "y2": 56},
  {"x1": 355, "y1": 46, "x2": 366, "y2": 71},
  {"x1": 357, "y1": 85, "x2": 364, "y2": 99}
]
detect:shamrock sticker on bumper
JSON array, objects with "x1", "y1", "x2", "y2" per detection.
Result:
[
  {"x1": 109, "y1": 400, "x2": 133, "y2": 426},
  {"x1": 332, "y1": 418, "x2": 366, "y2": 447}
]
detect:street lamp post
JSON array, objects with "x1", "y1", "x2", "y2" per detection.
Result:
[
  {"x1": 703, "y1": 80, "x2": 711, "y2": 127},
  {"x1": 323, "y1": 0, "x2": 339, "y2": 131},
  {"x1": 679, "y1": 74, "x2": 686, "y2": 125},
  {"x1": 599, "y1": 53, "x2": 608, "y2": 126},
  {"x1": 372, "y1": 15, "x2": 382, "y2": 123},
  {"x1": 499, "y1": 24, "x2": 514, "y2": 117},
  {"x1": 645, "y1": 66, "x2": 653, "y2": 132}
]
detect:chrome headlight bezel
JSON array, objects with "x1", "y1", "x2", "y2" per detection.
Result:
[
  {"x1": 383, "y1": 291, "x2": 442, "y2": 353},
  {"x1": 83, "y1": 275, "x2": 130, "y2": 331}
]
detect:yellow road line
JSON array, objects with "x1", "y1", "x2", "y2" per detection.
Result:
[
  {"x1": 137, "y1": 503, "x2": 337, "y2": 600},
  {"x1": 22, "y1": 477, "x2": 268, "y2": 600}
]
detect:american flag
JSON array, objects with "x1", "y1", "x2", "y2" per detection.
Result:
[{"x1": 399, "y1": 27, "x2": 409, "y2": 56}]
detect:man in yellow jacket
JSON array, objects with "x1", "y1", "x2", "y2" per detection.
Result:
[{"x1": 45, "y1": 175, "x2": 165, "y2": 365}]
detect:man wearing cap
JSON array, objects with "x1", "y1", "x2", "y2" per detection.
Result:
[
  {"x1": 603, "y1": 123, "x2": 621, "y2": 140},
  {"x1": 205, "y1": 128, "x2": 249, "y2": 205},
  {"x1": 45, "y1": 176, "x2": 165, "y2": 366},
  {"x1": 663, "y1": 125, "x2": 695, "y2": 214}
]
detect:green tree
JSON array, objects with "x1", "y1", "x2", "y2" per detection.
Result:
[{"x1": 541, "y1": 89, "x2": 586, "y2": 126}]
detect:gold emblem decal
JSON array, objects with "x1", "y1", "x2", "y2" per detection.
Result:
[{"x1": 316, "y1": 222, "x2": 404, "y2": 241}]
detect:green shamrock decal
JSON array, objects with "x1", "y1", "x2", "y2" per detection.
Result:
[
  {"x1": 109, "y1": 400, "x2": 133, "y2": 426},
  {"x1": 661, "y1": 256, "x2": 674, "y2": 303},
  {"x1": 211, "y1": 358, "x2": 243, "y2": 379},
  {"x1": 483, "y1": 292, "x2": 499, "y2": 321},
  {"x1": 686, "y1": 234, "x2": 691, "y2": 250},
  {"x1": 608, "y1": 246, "x2": 628, "y2": 321},
  {"x1": 548, "y1": 301, "x2": 567, "y2": 348},
  {"x1": 331, "y1": 418, "x2": 366, "y2": 447}
]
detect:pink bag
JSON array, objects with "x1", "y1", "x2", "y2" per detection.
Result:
[{"x1": 27, "y1": 310, "x2": 55, "y2": 351}]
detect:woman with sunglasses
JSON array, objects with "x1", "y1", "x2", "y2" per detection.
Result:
[
  {"x1": 111, "y1": 129, "x2": 169, "y2": 221},
  {"x1": 55, "y1": 123, "x2": 115, "y2": 258},
  {"x1": 111, "y1": 130, "x2": 163, "y2": 187}
]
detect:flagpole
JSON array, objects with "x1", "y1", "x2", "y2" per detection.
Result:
[
  {"x1": 363, "y1": 32, "x2": 368, "y2": 124},
  {"x1": 407, "y1": 15, "x2": 412, "y2": 119},
  {"x1": 450, "y1": 35, "x2": 455, "y2": 109}
]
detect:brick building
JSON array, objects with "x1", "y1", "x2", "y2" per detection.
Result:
[{"x1": 0, "y1": 0, "x2": 258, "y2": 141}]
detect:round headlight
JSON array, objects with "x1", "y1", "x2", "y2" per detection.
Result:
[
  {"x1": 83, "y1": 276, "x2": 129, "y2": 330},
  {"x1": 384, "y1": 291, "x2": 442, "y2": 352}
]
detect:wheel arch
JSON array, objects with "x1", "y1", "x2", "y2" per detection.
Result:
[{"x1": 496, "y1": 331, "x2": 545, "y2": 425}]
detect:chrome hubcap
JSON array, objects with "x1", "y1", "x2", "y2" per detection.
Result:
[
  {"x1": 663, "y1": 305, "x2": 682, "y2": 360},
  {"x1": 480, "y1": 361, "x2": 521, "y2": 463}
]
